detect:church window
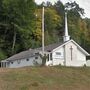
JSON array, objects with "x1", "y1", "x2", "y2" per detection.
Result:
[
  {"x1": 56, "y1": 52, "x2": 61, "y2": 55},
  {"x1": 26, "y1": 58, "x2": 29, "y2": 61},
  {"x1": 17, "y1": 60, "x2": 21, "y2": 64},
  {"x1": 35, "y1": 57, "x2": 38, "y2": 59},
  {"x1": 47, "y1": 54, "x2": 49, "y2": 61},
  {"x1": 11, "y1": 62, "x2": 13, "y2": 64},
  {"x1": 50, "y1": 53, "x2": 52, "y2": 60},
  {"x1": 35, "y1": 52, "x2": 39, "y2": 55}
]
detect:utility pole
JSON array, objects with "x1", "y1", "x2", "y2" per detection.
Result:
[{"x1": 42, "y1": 7, "x2": 44, "y2": 56}]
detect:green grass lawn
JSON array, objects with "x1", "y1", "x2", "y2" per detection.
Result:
[{"x1": 0, "y1": 66, "x2": 90, "y2": 90}]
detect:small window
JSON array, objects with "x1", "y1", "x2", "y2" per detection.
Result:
[
  {"x1": 17, "y1": 60, "x2": 21, "y2": 64},
  {"x1": 35, "y1": 57, "x2": 38, "y2": 59},
  {"x1": 47, "y1": 54, "x2": 49, "y2": 61},
  {"x1": 50, "y1": 53, "x2": 52, "y2": 60},
  {"x1": 11, "y1": 62, "x2": 13, "y2": 64},
  {"x1": 56, "y1": 52, "x2": 61, "y2": 55},
  {"x1": 35, "y1": 52, "x2": 39, "y2": 55},
  {"x1": 26, "y1": 59, "x2": 29, "y2": 61}
]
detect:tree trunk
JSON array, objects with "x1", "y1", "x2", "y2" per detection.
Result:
[{"x1": 12, "y1": 31, "x2": 16, "y2": 54}]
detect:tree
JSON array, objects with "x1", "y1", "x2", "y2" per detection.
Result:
[
  {"x1": 54, "y1": 0, "x2": 65, "y2": 17},
  {"x1": 65, "y1": 1, "x2": 84, "y2": 17},
  {"x1": 0, "y1": 0, "x2": 36, "y2": 59}
]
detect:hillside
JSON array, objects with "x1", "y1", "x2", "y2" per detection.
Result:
[{"x1": 0, "y1": 67, "x2": 90, "y2": 90}]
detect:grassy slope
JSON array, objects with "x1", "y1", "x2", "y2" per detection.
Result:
[{"x1": 0, "y1": 67, "x2": 90, "y2": 90}]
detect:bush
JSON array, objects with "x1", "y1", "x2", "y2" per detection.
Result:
[{"x1": 0, "y1": 50, "x2": 7, "y2": 61}]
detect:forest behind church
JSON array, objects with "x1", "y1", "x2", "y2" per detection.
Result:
[{"x1": 0, "y1": 0, "x2": 90, "y2": 60}]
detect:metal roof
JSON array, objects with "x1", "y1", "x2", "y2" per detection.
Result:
[
  {"x1": 2, "y1": 42, "x2": 64, "y2": 61},
  {"x1": 4, "y1": 49, "x2": 39, "y2": 61}
]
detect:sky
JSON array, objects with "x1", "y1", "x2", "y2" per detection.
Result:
[{"x1": 35, "y1": 0, "x2": 90, "y2": 18}]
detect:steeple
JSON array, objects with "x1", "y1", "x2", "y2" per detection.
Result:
[{"x1": 63, "y1": 12, "x2": 70, "y2": 42}]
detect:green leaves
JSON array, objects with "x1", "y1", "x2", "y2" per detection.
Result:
[
  {"x1": 0, "y1": 0, "x2": 90, "y2": 60},
  {"x1": 0, "y1": 0, "x2": 36, "y2": 59},
  {"x1": 65, "y1": 1, "x2": 85, "y2": 16}
]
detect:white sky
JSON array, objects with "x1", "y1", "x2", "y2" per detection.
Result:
[{"x1": 35, "y1": 0, "x2": 90, "y2": 18}]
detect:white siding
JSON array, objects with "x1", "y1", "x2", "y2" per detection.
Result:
[
  {"x1": 65, "y1": 41, "x2": 86, "y2": 66},
  {"x1": 51, "y1": 41, "x2": 87, "y2": 67},
  {"x1": 7, "y1": 56, "x2": 42, "y2": 68},
  {"x1": 65, "y1": 41, "x2": 77, "y2": 66},
  {"x1": 76, "y1": 49, "x2": 86, "y2": 66},
  {"x1": 77, "y1": 49, "x2": 86, "y2": 61},
  {"x1": 52, "y1": 47, "x2": 64, "y2": 65}
]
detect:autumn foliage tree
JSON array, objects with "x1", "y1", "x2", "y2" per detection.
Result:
[{"x1": 0, "y1": 0, "x2": 90, "y2": 60}]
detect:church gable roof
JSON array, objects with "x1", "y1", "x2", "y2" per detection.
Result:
[
  {"x1": 3, "y1": 49, "x2": 39, "y2": 61},
  {"x1": 52, "y1": 39, "x2": 90, "y2": 56},
  {"x1": 70, "y1": 40, "x2": 90, "y2": 56},
  {"x1": 36, "y1": 42, "x2": 64, "y2": 52}
]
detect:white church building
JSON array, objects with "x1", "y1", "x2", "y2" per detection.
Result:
[{"x1": 1, "y1": 12, "x2": 90, "y2": 68}]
